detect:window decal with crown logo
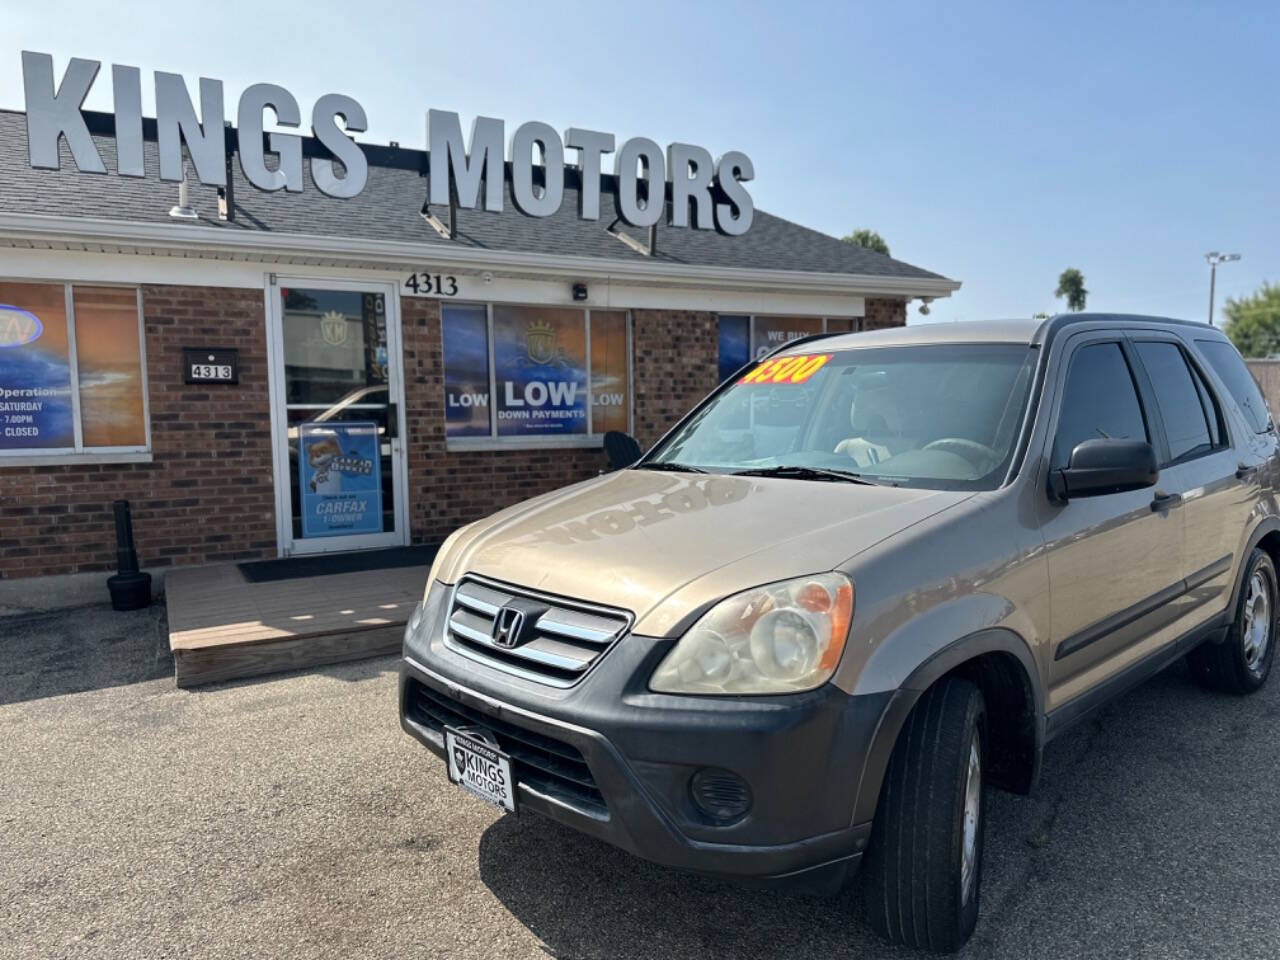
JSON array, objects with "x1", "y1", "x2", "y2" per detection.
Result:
[
  {"x1": 493, "y1": 307, "x2": 588, "y2": 437},
  {"x1": 440, "y1": 304, "x2": 631, "y2": 445}
]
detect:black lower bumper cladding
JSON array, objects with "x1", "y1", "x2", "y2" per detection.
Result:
[{"x1": 399, "y1": 616, "x2": 892, "y2": 885}]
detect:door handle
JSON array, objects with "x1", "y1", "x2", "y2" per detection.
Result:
[
  {"x1": 385, "y1": 402, "x2": 399, "y2": 439},
  {"x1": 1236, "y1": 463, "x2": 1259, "y2": 480},
  {"x1": 1151, "y1": 491, "x2": 1183, "y2": 511}
]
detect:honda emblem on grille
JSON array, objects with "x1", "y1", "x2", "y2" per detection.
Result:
[{"x1": 491, "y1": 605, "x2": 527, "y2": 648}]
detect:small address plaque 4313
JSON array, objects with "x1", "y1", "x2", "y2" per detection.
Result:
[{"x1": 183, "y1": 347, "x2": 239, "y2": 384}]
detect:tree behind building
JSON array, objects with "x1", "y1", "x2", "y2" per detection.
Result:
[{"x1": 842, "y1": 229, "x2": 890, "y2": 257}]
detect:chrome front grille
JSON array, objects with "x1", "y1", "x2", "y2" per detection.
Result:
[{"x1": 443, "y1": 576, "x2": 631, "y2": 687}]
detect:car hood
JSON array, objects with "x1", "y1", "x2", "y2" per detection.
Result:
[{"x1": 434, "y1": 469, "x2": 971, "y2": 636}]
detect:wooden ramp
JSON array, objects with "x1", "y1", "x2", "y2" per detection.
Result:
[{"x1": 166, "y1": 563, "x2": 426, "y2": 687}]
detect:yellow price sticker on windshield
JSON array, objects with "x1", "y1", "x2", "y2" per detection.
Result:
[{"x1": 738, "y1": 353, "x2": 832, "y2": 385}]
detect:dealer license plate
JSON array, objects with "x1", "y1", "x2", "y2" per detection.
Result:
[{"x1": 445, "y1": 727, "x2": 517, "y2": 813}]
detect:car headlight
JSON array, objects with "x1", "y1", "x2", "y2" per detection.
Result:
[{"x1": 650, "y1": 573, "x2": 853, "y2": 695}]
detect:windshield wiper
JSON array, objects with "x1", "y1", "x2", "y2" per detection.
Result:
[
  {"x1": 634, "y1": 461, "x2": 710, "y2": 474},
  {"x1": 731, "y1": 465, "x2": 889, "y2": 485}
]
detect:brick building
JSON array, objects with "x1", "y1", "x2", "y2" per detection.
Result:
[{"x1": 0, "y1": 108, "x2": 959, "y2": 582}]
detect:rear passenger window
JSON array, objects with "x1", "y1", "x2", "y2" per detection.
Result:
[
  {"x1": 1053, "y1": 342, "x2": 1148, "y2": 468},
  {"x1": 1197, "y1": 339, "x2": 1273, "y2": 434},
  {"x1": 1134, "y1": 341, "x2": 1213, "y2": 464},
  {"x1": 1190, "y1": 363, "x2": 1225, "y2": 448}
]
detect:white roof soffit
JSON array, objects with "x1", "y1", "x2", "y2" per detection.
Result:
[{"x1": 0, "y1": 212, "x2": 962, "y2": 300}]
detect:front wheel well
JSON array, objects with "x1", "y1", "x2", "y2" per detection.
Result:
[
  {"x1": 945, "y1": 651, "x2": 1038, "y2": 794},
  {"x1": 1256, "y1": 530, "x2": 1280, "y2": 573}
]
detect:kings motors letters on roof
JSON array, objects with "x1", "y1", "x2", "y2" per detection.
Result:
[{"x1": 18, "y1": 51, "x2": 755, "y2": 236}]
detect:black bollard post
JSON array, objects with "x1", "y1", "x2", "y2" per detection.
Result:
[
  {"x1": 107, "y1": 499, "x2": 152, "y2": 611},
  {"x1": 113, "y1": 499, "x2": 140, "y2": 574}
]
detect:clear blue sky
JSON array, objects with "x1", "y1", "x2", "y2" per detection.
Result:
[{"x1": 2, "y1": 0, "x2": 1275, "y2": 325}]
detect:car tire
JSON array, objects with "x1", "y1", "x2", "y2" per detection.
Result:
[
  {"x1": 1187, "y1": 548, "x2": 1277, "y2": 695},
  {"x1": 860, "y1": 677, "x2": 987, "y2": 953}
]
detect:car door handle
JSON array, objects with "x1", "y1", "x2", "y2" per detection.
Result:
[
  {"x1": 1151, "y1": 491, "x2": 1183, "y2": 511},
  {"x1": 1236, "y1": 463, "x2": 1259, "y2": 480}
]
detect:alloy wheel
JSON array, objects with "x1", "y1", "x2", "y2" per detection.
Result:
[
  {"x1": 960, "y1": 732, "x2": 982, "y2": 904},
  {"x1": 1242, "y1": 570, "x2": 1272, "y2": 675}
]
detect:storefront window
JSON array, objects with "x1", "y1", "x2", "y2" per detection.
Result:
[
  {"x1": 442, "y1": 304, "x2": 631, "y2": 445},
  {"x1": 493, "y1": 305, "x2": 588, "y2": 438},
  {"x1": 590, "y1": 310, "x2": 630, "y2": 435},
  {"x1": 716, "y1": 314, "x2": 858, "y2": 381},
  {"x1": 74, "y1": 286, "x2": 147, "y2": 447},
  {"x1": 442, "y1": 303, "x2": 491, "y2": 439},
  {"x1": 717, "y1": 315, "x2": 751, "y2": 382},
  {"x1": 0, "y1": 281, "x2": 148, "y2": 456},
  {"x1": 752, "y1": 316, "x2": 826, "y2": 358}
]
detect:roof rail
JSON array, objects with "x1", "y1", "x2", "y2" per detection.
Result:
[{"x1": 1039, "y1": 312, "x2": 1210, "y2": 337}]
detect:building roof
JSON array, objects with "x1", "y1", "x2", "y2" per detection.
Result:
[{"x1": 0, "y1": 109, "x2": 957, "y2": 295}]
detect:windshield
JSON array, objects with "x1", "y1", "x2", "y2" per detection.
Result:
[{"x1": 646, "y1": 343, "x2": 1038, "y2": 490}]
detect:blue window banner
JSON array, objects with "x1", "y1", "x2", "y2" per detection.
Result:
[
  {"x1": 0, "y1": 288, "x2": 75, "y2": 450},
  {"x1": 441, "y1": 304, "x2": 491, "y2": 438},
  {"x1": 717, "y1": 315, "x2": 751, "y2": 383},
  {"x1": 298, "y1": 421, "x2": 383, "y2": 538},
  {"x1": 492, "y1": 306, "x2": 588, "y2": 437}
]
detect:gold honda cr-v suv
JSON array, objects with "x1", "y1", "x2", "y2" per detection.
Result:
[{"x1": 400, "y1": 314, "x2": 1278, "y2": 952}]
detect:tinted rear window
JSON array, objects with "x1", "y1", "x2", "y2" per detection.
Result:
[
  {"x1": 1134, "y1": 341, "x2": 1214, "y2": 464},
  {"x1": 1197, "y1": 339, "x2": 1273, "y2": 433},
  {"x1": 1191, "y1": 363, "x2": 1224, "y2": 447}
]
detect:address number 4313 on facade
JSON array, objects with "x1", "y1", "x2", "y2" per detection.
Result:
[{"x1": 402, "y1": 271, "x2": 460, "y2": 297}]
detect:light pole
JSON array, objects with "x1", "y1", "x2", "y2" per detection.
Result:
[{"x1": 1205, "y1": 251, "x2": 1241, "y2": 326}]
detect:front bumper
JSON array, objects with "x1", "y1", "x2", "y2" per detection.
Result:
[{"x1": 399, "y1": 582, "x2": 891, "y2": 885}]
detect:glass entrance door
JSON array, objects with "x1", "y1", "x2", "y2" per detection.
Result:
[{"x1": 267, "y1": 278, "x2": 408, "y2": 555}]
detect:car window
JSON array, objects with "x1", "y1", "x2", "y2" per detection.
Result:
[
  {"x1": 1134, "y1": 341, "x2": 1214, "y2": 464},
  {"x1": 1190, "y1": 362, "x2": 1225, "y2": 448},
  {"x1": 1052, "y1": 342, "x2": 1148, "y2": 469},
  {"x1": 1196, "y1": 339, "x2": 1273, "y2": 434},
  {"x1": 646, "y1": 344, "x2": 1037, "y2": 491}
]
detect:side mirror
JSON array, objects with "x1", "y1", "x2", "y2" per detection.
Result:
[
  {"x1": 603, "y1": 430, "x2": 642, "y2": 471},
  {"x1": 1050, "y1": 438, "x2": 1158, "y2": 501}
]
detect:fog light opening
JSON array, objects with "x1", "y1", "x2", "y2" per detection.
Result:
[{"x1": 689, "y1": 767, "x2": 752, "y2": 824}]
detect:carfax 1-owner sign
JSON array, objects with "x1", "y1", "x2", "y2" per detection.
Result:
[{"x1": 297, "y1": 422, "x2": 383, "y2": 538}]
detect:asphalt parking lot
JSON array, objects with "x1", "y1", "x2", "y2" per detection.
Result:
[{"x1": 4, "y1": 603, "x2": 1280, "y2": 960}]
